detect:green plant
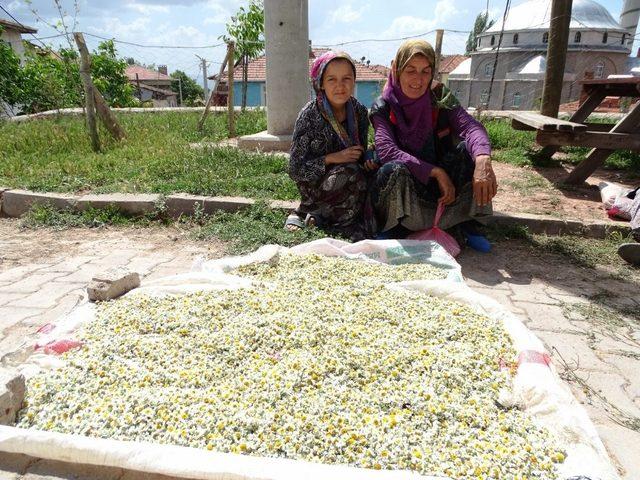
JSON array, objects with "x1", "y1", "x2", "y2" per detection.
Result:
[
  {"x1": 20, "y1": 203, "x2": 132, "y2": 229},
  {"x1": 90, "y1": 40, "x2": 136, "y2": 108},
  {"x1": 220, "y1": 0, "x2": 265, "y2": 110},
  {"x1": 0, "y1": 26, "x2": 27, "y2": 108},
  {"x1": 170, "y1": 70, "x2": 204, "y2": 106},
  {"x1": 193, "y1": 202, "x2": 329, "y2": 253}
]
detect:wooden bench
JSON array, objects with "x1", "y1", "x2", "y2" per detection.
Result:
[{"x1": 510, "y1": 112, "x2": 588, "y2": 132}]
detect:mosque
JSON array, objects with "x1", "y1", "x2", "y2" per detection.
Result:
[{"x1": 447, "y1": 0, "x2": 636, "y2": 110}]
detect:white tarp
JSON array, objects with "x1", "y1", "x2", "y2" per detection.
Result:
[{"x1": 0, "y1": 239, "x2": 619, "y2": 480}]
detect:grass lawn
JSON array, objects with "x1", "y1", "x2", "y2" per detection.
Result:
[
  {"x1": 0, "y1": 110, "x2": 298, "y2": 200},
  {"x1": 2, "y1": 113, "x2": 638, "y2": 201}
]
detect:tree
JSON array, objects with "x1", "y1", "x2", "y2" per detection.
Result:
[
  {"x1": 20, "y1": 45, "x2": 82, "y2": 113},
  {"x1": 90, "y1": 40, "x2": 135, "y2": 108},
  {"x1": 0, "y1": 26, "x2": 27, "y2": 110},
  {"x1": 466, "y1": 12, "x2": 495, "y2": 54},
  {"x1": 170, "y1": 70, "x2": 204, "y2": 106},
  {"x1": 220, "y1": 0, "x2": 265, "y2": 110}
]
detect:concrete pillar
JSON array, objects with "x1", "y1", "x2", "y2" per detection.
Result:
[
  {"x1": 265, "y1": 0, "x2": 309, "y2": 135},
  {"x1": 237, "y1": 0, "x2": 309, "y2": 151}
]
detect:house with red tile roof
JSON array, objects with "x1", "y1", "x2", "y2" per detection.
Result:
[
  {"x1": 438, "y1": 54, "x2": 469, "y2": 86},
  {"x1": 125, "y1": 65, "x2": 177, "y2": 107},
  {"x1": 210, "y1": 48, "x2": 389, "y2": 108}
]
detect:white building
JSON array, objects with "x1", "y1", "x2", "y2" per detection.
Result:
[
  {"x1": 448, "y1": 0, "x2": 632, "y2": 110},
  {"x1": 0, "y1": 18, "x2": 37, "y2": 62}
]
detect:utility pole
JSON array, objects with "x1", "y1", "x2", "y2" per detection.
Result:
[
  {"x1": 178, "y1": 77, "x2": 183, "y2": 106},
  {"x1": 540, "y1": 0, "x2": 573, "y2": 117},
  {"x1": 434, "y1": 29, "x2": 444, "y2": 82},
  {"x1": 196, "y1": 56, "x2": 209, "y2": 100},
  {"x1": 227, "y1": 42, "x2": 235, "y2": 137}
]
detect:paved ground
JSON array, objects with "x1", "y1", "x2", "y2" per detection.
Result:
[{"x1": 0, "y1": 218, "x2": 638, "y2": 479}]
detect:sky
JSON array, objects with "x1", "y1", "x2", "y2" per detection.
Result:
[{"x1": 1, "y1": 0, "x2": 632, "y2": 86}]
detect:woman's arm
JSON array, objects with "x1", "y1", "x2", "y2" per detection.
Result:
[
  {"x1": 447, "y1": 106, "x2": 491, "y2": 159},
  {"x1": 448, "y1": 106, "x2": 496, "y2": 206},
  {"x1": 371, "y1": 114, "x2": 434, "y2": 184},
  {"x1": 288, "y1": 107, "x2": 327, "y2": 184}
]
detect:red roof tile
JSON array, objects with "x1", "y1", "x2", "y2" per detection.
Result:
[
  {"x1": 439, "y1": 55, "x2": 468, "y2": 74},
  {"x1": 126, "y1": 65, "x2": 172, "y2": 82},
  {"x1": 212, "y1": 48, "x2": 389, "y2": 83}
]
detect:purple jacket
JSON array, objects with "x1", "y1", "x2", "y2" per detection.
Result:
[{"x1": 371, "y1": 104, "x2": 492, "y2": 185}]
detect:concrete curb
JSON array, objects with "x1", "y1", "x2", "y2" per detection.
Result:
[{"x1": 0, "y1": 188, "x2": 629, "y2": 238}]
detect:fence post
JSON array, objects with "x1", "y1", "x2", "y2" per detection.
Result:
[
  {"x1": 198, "y1": 43, "x2": 232, "y2": 131},
  {"x1": 73, "y1": 32, "x2": 100, "y2": 152},
  {"x1": 227, "y1": 41, "x2": 235, "y2": 138},
  {"x1": 435, "y1": 29, "x2": 444, "y2": 82}
]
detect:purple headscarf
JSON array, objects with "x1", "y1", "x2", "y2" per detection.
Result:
[
  {"x1": 382, "y1": 40, "x2": 436, "y2": 153},
  {"x1": 382, "y1": 71, "x2": 433, "y2": 154}
]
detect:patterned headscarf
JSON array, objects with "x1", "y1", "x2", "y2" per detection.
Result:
[
  {"x1": 310, "y1": 50, "x2": 357, "y2": 93},
  {"x1": 310, "y1": 51, "x2": 360, "y2": 148}
]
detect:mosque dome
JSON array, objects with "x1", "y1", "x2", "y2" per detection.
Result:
[{"x1": 485, "y1": 0, "x2": 625, "y2": 33}]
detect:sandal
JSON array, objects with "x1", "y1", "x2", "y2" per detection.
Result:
[{"x1": 284, "y1": 213, "x2": 305, "y2": 231}]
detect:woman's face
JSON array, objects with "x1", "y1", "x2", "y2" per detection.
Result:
[
  {"x1": 398, "y1": 54, "x2": 432, "y2": 99},
  {"x1": 321, "y1": 59, "x2": 355, "y2": 109}
]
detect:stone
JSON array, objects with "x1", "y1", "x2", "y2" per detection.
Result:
[
  {"x1": 534, "y1": 330, "x2": 611, "y2": 372},
  {"x1": 87, "y1": 267, "x2": 140, "y2": 302},
  {"x1": 0, "y1": 368, "x2": 25, "y2": 425},
  {"x1": 237, "y1": 131, "x2": 292, "y2": 152},
  {"x1": 76, "y1": 193, "x2": 160, "y2": 217},
  {"x1": 22, "y1": 459, "x2": 122, "y2": 480},
  {"x1": 0, "y1": 190, "x2": 78, "y2": 218},
  {"x1": 512, "y1": 301, "x2": 576, "y2": 332},
  {"x1": 0, "y1": 452, "x2": 33, "y2": 480}
]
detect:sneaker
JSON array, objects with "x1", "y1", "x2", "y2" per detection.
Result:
[{"x1": 617, "y1": 243, "x2": 640, "y2": 266}]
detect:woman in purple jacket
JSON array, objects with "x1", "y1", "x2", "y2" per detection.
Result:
[{"x1": 370, "y1": 40, "x2": 497, "y2": 249}]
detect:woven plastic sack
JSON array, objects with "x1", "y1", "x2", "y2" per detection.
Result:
[{"x1": 406, "y1": 203, "x2": 461, "y2": 257}]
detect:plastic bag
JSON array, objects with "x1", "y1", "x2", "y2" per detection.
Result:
[
  {"x1": 598, "y1": 181, "x2": 629, "y2": 210},
  {"x1": 406, "y1": 203, "x2": 461, "y2": 257}
]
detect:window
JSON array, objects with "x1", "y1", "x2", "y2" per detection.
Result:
[
  {"x1": 602, "y1": 31, "x2": 608, "y2": 43},
  {"x1": 477, "y1": 37, "x2": 481, "y2": 48},
  {"x1": 484, "y1": 63, "x2": 493, "y2": 77},
  {"x1": 574, "y1": 31, "x2": 581, "y2": 43},
  {"x1": 260, "y1": 83, "x2": 266, "y2": 106},
  {"x1": 513, "y1": 33, "x2": 519, "y2": 45},
  {"x1": 512, "y1": 92, "x2": 522, "y2": 108},
  {"x1": 542, "y1": 32, "x2": 549, "y2": 43},
  {"x1": 594, "y1": 61, "x2": 605, "y2": 79},
  {"x1": 622, "y1": 33, "x2": 626, "y2": 45},
  {"x1": 490, "y1": 35, "x2": 495, "y2": 46},
  {"x1": 480, "y1": 89, "x2": 489, "y2": 106}
]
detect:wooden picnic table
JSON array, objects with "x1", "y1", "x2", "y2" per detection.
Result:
[{"x1": 510, "y1": 77, "x2": 640, "y2": 184}]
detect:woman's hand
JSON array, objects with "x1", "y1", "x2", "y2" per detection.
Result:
[
  {"x1": 473, "y1": 155, "x2": 498, "y2": 207},
  {"x1": 325, "y1": 146, "x2": 364, "y2": 165},
  {"x1": 363, "y1": 159, "x2": 379, "y2": 171},
  {"x1": 430, "y1": 167, "x2": 455, "y2": 206}
]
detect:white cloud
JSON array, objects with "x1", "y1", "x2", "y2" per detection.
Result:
[
  {"x1": 434, "y1": 0, "x2": 458, "y2": 23},
  {"x1": 330, "y1": 4, "x2": 365, "y2": 24},
  {"x1": 88, "y1": 16, "x2": 152, "y2": 39},
  {"x1": 382, "y1": 0, "x2": 459, "y2": 39},
  {"x1": 383, "y1": 16, "x2": 435, "y2": 38},
  {"x1": 7, "y1": 1, "x2": 22, "y2": 12},
  {"x1": 202, "y1": 3, "x2": 229, "y2": 25},
  {"x1": 125, "y1": 3, "x2": 170, "y2": 14}
]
